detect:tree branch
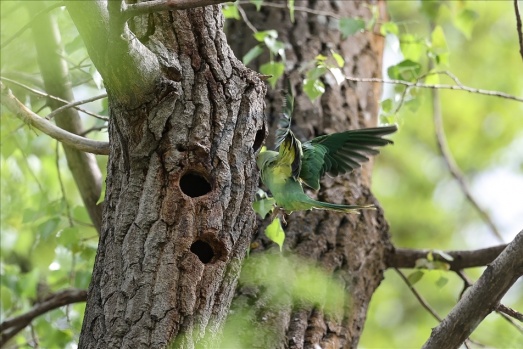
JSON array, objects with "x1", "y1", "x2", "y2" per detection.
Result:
[
  {"x1": 65, "y1": 0, "x2": 160, "y2": 106},
  {"x1": 123, "y1": 0, "x2": 231, "y2": 19},
  {"x1": 345, "y1": 76, "x2": 523, "y2": 103},
  {"x1": 1, "y1": 76, "x2": 108, "y2": 121},
  {"x1": 387, "y1": 244, "x2": 507, "y2": 271},
  {"x1": 515, "y1": 0, "x2": 523, "y2": 61},
  {"x1": 46, "y1": 93, "x2": 107, "y2": 120},
  {"x1": 422, "y1": 230, "x2": 523, "y2": 349},
  {"x1": 0, "y1": 288, "x2": 87, "y2": 346},
  {"x1": 1, "y1": 82, "x2": 110, "y2": 155}
]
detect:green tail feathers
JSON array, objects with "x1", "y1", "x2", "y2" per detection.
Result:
[{"x1": 309, "y1": 199, "x2": 375, "y2": 213}]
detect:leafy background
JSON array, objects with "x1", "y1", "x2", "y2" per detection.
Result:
[{"x1": 1, "y1": 1, "x2": 522, "y2": 348}]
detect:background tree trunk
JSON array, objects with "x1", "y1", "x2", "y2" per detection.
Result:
[
  {"x1": 228, "y1": 1, "x2": 390, "y2": 348},
  {"x1": 76, "y1": 5, "x2": 266, "y2": 348}
]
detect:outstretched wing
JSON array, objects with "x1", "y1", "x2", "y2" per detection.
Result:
[
  {"x1": 275, "y1": 82, "x2": 295, "y2": 148},
  {"x1": 299, "y1": 125, "x2": 397, "y2": 190}
]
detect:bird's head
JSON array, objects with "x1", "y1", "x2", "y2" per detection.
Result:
[{"x1": 256, "y1": 147, "x2": 274, "y2": 170}]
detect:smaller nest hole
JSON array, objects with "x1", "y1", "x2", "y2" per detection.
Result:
[
  {"x1": 190, "y1": 240, "x2": 214, "y2": 264},
  {"x1": 253, "y1": 127, "x2": 265, "y2": 152},
  {"x1": 179, "y1": 172, "x2": 211, "y2": 198}
]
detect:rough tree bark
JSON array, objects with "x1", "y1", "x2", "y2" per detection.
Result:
[
  {"x1": 228, "y1": 1, "x2": 390, "y2": 348},
  {"x1": 67, "y1": 2, "x2": 266, "y2": 347}
]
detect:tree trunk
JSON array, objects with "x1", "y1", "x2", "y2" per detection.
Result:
[
  {"x1": 76, "y1": 5, "x2": 266, "y2": 348},
  {"x1": 228, "y1": 1, "x2": 390, "y2": 348}
]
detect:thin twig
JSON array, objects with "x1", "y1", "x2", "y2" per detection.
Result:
[
  {"x1": 394, "y1": 268, "x2": 442, "y2": 322},
  {"x1": 1, "y1": 82, "x2": 110, "y2": 155},
  {"x1": 497, "y1": 304, "x2": 523, "y2": 323},
  {"x1": 0, "y1": 76, "x2": 108, "y2": 121},
  {"x1": 46, "y1": 93, "x2": 107, "y2": 120},
  {"x1": 80, "y1": 125, "x2": 108, "y2": 137},
  {"x1": 515, "y1": 0, "x2": 523, "y2": 61},
  {"x1": 237, "y1": 4, "x2": 258, "y2": 33},
  {"x1": 345, "y1": 76, "x2": 523, "y2": 103},
  {"x1": 431, "y1": 75, "x2": 504, "y2": 243},
  {"x1": 55, "y1": 142, "x2": 74, "y2": 227},
  {"x1": 237, "y1": 1, "x2": 341, "y2": 20},
  {"x1": 123, "y1": 0, "x2": 230, "y2": 20},
  {"x1": 0, "y1": 289, "x2": 87, "y2": 346},
  {"x1": 1, "y1": 2, "x2": 64, "y2": 49}
]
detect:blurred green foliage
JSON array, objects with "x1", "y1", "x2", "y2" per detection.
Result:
[{"x1": 1, "y1": 1, "x2": 522, "y2": 348}]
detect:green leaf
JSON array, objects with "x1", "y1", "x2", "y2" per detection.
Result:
[
  {"x1": 424, "y1": 71, "x2": 440, "y2": 85},
  {"x1": 252, "y1": 197, "x2": 276, "y2": 218},
  {"x1": 250, "y1": 0, "x2": 263, "y2": 11},
  {"x1": 380, "y1": 22, "x2": 399, "y2": 36},
  {"x1": 454, "y1": 8, "x2": 478, "y2": 39},
  {"x1": 331, "y1": 50, "x2": 345, "y2": 68},
  {"x1": 222, "y1": 4, "x2": 240, "y2": 20},
  {"x1": 387, "y1": 59, "x2": 421, "y2": 82},
  {"x1": 381, "y1": 99, "x2": 393, "y2": 113},
  {"x1": 407, "y1": 270, "x2": 424, "y2": 285},
  {"x1": 260, "y1": 61, "x2": 285, "y2": 88},
  {"x1": 339, "y1": 18, "x2": 365, "y2": 39},
  {"x1": 243, "y1": 45, "x2": 264, "y2": 65},
  {"x1": 307, "y1": 66, "x2": 327, "y2": 81},
  {"x1": 288, "y1": 0, "x2": 295, "y2": 23},
  {"x1": 254, "y1": 30, "x2": 278, "y2": 43},
  {"x1": 303, "y1": 78, "x2": 325, "y2": 101},
  {"x1": 399, "y1": 34, "x2": 424, "y2": 62},
  {"x1": 435, "y1": 276, "x2": 449, "y2": 288},
  {"x1": 264, "y1": 218, "x2": 285, "y2": 251}
]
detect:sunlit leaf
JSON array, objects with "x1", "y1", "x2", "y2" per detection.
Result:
[
  {"x1": 303, "y1": 78, "x2": 325, "y2": 101},
  {"x1": 331, "y1": 50, "x2": 345, "y2": 68},
  {"x1": 222, "y1": 4, "x2": 240, "y2": 20},
  {"x1": 380, "y1": 22, "x2": 399, "y2": 36},
  {"x1": 265, "y1": 218, "x2": 285, "y2": 251},
  {"x1": 288, "y1": 0, "x2": 295, "y2": 23}
]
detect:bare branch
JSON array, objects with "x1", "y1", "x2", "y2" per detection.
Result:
[
  {"x1": 0, "y1": 288, "x2": 87, "y2": 346},
  {"x1": 1, "y1": 82, "x2": 110, "y2": 155},
  {"x1": 123, "y1": 0, "x2": 230, "y2": 20},
  {"x1": 422, "y1": 230, "x2": 523, "y2": 349},
  {"x1": 515, "y1": 0, "x2": 523, "y2": 61},
  {"x1": 46, "y1": 93, "x2": 107, "y2": 120},
  {"x1": 431, "y1": 78, "x2": 504, "y2": 243},
  {"x1": 388, "y1": 245, "x2": 507, "y2": 271},
  {"x1": 1, "y1": 76, "x2": 108, "y2": 121},
  {"x1": 345, "y1": 76, "x2": 523, "y2": 103},
  {"x1": 237, "y1": 4, "x2": 258, "y2": 33},
  {"x1": 497, "y1": 304, "x2": 523, "y2": 323}
]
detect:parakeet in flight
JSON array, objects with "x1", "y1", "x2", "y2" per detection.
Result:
[{"x1": 256, "y1": 89, "x2": 397, "y2": 214}]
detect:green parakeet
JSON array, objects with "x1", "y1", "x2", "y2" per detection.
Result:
[{"x1": 256, "y1": 90, "x2": 397, "y2": 214}]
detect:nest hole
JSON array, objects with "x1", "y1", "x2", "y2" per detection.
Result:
[
  {"x1": 179, "y1": 172, "x2": 211, "y2": 198},
  {"x1": 190, "y1": 240, "x2": 214, "y2": 264},
  {"x1": 253, "y1": 127, "x2": 265, "y2": 152}
]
